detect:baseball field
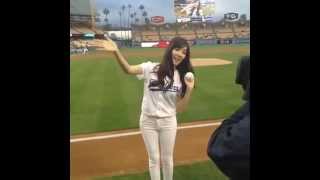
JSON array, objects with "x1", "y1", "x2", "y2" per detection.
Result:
[
  {"x1": 71, "y1": 44, "x2": 249, "y2": 135},
  {"x1": 70, "y1": 44, "x2": 250, "y2": 180}
]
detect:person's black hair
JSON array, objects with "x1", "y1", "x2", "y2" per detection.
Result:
[{"x1": 235, "y1": 55, "x2": 250, "y2": 101}]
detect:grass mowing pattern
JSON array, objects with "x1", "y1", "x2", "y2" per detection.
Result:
[{"x1": 71, "y1": 45, "x2": 249, "y2": 135}]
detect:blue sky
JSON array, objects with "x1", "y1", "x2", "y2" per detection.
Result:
[{"x1": 95, "y1": 0, "x2": 250, "y2": 26}]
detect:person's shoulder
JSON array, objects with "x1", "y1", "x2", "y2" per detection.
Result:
[
  {"x1": 150, "y1": 62, "x2": 160, "y2": 71},
  {"x1": 142, "y1": 61, "x2": 159, "y2": 74}
]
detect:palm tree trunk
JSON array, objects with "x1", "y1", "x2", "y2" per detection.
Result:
[
  {"x1": 120, "y1": 13, "x2": 122, "y2": 41},
  {"x1": 127, "y1": 8, "x2": 130, "y2": 40}
]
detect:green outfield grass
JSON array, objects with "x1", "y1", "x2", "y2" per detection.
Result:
[
  {"x1": 71, "y1": 45, "x2": 249, "y2": 135},
  {"x1": 93, "y1": 160, "x2": 228, "y2": 180}
]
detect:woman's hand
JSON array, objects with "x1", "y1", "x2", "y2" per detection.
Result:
[{"x1": 184, "y1": 75, "x2": 195, "y2": 91}]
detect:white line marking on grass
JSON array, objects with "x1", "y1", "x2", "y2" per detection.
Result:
[
  {"x1": 70, "y1": 122, "x2": 221, "y2": 143},
  {"x1": 177, "y1": 122, "x2": 221, "y2": 130}
]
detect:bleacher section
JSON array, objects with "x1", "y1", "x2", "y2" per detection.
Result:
[
  {"x1": 215, "y1": 26, "x2": 234, "y2": 39},
  {"x1": 70, "y1": 27, "x2": 104, "y2": 35},
  {"x1": 131, "y1": 20, "x2": 250, "y2": 44},
  {"x1": 233, "y1": 26, "x2": 250, "y2": 38},
  {"x1": 176, "y1": 28, "x2": 196, "y2": 41},
  {"x1": 196, "y1": 26, "x2": 215, "y2": 39},
  {"x1": 141, "y1": 31, "x2": 159, "y2": 41},
  {"x1": 159, "y1": 27, "x2": 177, "y2": 41}
]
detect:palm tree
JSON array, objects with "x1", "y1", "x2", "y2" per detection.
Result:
[
  {"x1": 121, "y1": 5, "x2": 126, "y2": 19},
  {"x1": 135, "y1": 17, "x2": 142, "y2": 40},
  {"x1": 104, "y1": 17, "x2": 108, "y2": 25},
  {"x1": 103, "y1": 8, "x2": 110, "y2": 29},
  {"x1": 130, "y1": 14, "x2": 135, "y2": 22},
  {"x1": 240, "y1": 14, "x2": 247, "y2": 21},
  {"x1": 240, "y1": 14, "x2": 247, "y2": 25},
  {"x1": 138, "y1": 5, "x2": 144, "y2": 25},
  {"x1": 103, "y1": 8, "x2": 109, "y2": 17},
  {"x1": 142, "y1": 11, "x2": 149, "y2": 34},
  {"x1": 121, "y1": 5, "x2": 126, "y2": 40},
  {"x1": 142, "y1": 11, "x2": 148, "y2": 34},
  {"x1": 127, "y1": 4, "x2": 132, "y2": 40},
  {"x1": 133, "y1": 11, "x2": 137, "y2": 23},
  {"x1": 128, "y1": 5, "x2": 132, "y2": 27},
  {"x1": 130, "y1": 13, "x2": 135, "y2": 32},
  {"x1": 119, "y1": 11, "x2": 122, "y2": 40},
  {"x1": 95, "y1": 12, "x2": 101, "y2": 23},
  {"x1": 142, "y1": 11, "x2": 148, "y2": 22},
  {"x1": 144, "y1": 17, "x2": 150, "y2": 25},
  {"x1": 130, "y1": 8, "x2": 137, "y2": 43}
]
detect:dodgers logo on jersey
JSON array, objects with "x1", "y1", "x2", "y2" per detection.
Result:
[{"x1": 148, "y1": 79, "x2": 180, "y2": 93}]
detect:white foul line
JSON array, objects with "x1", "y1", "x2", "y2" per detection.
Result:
[{"x1": 70, "y1": 122, "x2": 221, "y2": 143}]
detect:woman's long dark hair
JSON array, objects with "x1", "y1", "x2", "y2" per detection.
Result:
[{"x1": 150, "y1": 37, "x2": 195, "y2": 97}]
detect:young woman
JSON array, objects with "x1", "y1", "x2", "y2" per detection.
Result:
[{"x1": 91, "y1": 37, "x2": 195, "y2": 180}]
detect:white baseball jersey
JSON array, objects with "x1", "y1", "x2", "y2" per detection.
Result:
[{"x1": 137, "y1": 61, "x2": 182, "y2": 117}]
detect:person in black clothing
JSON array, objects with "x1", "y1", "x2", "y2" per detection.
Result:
[{"x1": 207, "y1": 56, "x2": 250, "y2": 180}]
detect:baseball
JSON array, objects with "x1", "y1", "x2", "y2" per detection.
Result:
[{"x1": 184, "y1": 72, "x2": 194, "y2": 81}]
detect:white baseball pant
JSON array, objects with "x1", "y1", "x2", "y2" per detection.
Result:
[{"x1": 139, "y1": 114, "x2": 177, "y2": 180}]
